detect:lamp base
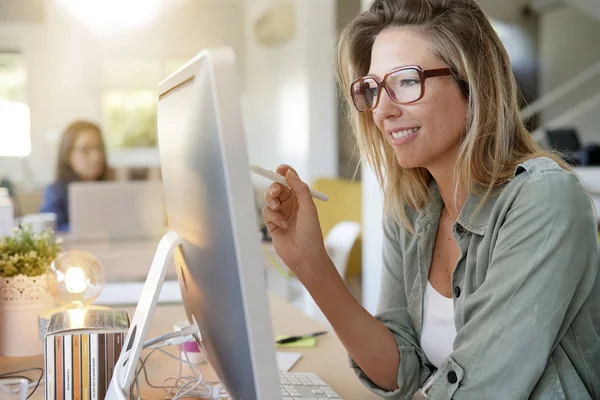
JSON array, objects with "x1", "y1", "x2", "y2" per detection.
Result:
[{"x1": 38, "y1": 305, "x2": 111, "y2": 340}]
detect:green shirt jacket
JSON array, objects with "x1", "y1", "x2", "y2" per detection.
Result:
[{"x1": 352, "y1": 157, "x2": 600, "y2": 399}]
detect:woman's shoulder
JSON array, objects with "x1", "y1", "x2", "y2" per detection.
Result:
[
  {"x1": 500, "y1": 156, "x2": 593, "y2": 218},
  {"x1": 513, "y1": 156, "x2": 569, "y2": 178},
  {"x1": 44, "y1": 181, "x2": 69, "y2": 198},
  {"x1": 508, "y1": 157, "x2": 587, "y2": 198}
]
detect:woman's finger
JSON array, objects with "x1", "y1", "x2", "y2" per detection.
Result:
[
  {"x1": 275, "y1": 165, "x2": 301, "y2": 203},
  {"x1": 262, "y1": 206, "x2": 288, "y2": 231},
  {"x1": 269, "y1": 182, "x2": 283, "y2": 197},
  {"x1": 263, "y1": 189, "x2": 280, "y2": 210},
  {"x1": 276, "y1": 164, "x2": 299, "y2": 177},
  {"x1": 269, "y1": 182, "x2": 292, "y2": 202}
]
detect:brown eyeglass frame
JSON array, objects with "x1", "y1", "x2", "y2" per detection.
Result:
[{"x1": 350, "y1": 65, "x2": 454, "y2": 112}]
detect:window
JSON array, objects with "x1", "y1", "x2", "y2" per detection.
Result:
[{"x1": 0, "y1": 52, "x2": 30, "y2": 157}]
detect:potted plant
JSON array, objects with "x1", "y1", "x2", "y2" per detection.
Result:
[{"x1": 0, "y1": 225, "x2": 60, "y2": 356}]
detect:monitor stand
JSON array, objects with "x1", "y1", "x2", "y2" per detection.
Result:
[{"x1": 106, "y1": 231, "x2": 183, "y2": 400}]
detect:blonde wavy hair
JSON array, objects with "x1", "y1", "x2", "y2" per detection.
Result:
[{"x1": 336, "y1": 0, "x2": 567, "y2": 230}]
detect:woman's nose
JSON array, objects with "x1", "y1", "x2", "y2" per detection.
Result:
[
  {"x1": 90, "y1": 150, "x2": 103, "y2": 163},
  {"x1": 373, "y1": 87, "x2": 402, "y2": 120}
]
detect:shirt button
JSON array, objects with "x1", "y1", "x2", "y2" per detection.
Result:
[
  {"x1": 447, "y1": 371, "x2": 458, "y2": 384},
  {"x1": 454, "y1": 286, "x2": 461, "y2": 298},
  {"x1": 456, "y1": 224, "x2": 465, "y2": 235}
]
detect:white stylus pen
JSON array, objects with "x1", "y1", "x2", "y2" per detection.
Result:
[{"x1": 250, "y1": 165, "x2": 329, "y2": 202}]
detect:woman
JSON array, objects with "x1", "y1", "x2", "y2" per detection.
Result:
[
  {"x1": 262, "y1": 0, "x2": 600, "y2": 398},
  {"x1": 40, "y1": 120, "x2": 109, "y2": 232}
]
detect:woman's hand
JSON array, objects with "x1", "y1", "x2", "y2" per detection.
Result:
[{"x1": 261, "y1": 165, "x2": 328, "y2": 278}]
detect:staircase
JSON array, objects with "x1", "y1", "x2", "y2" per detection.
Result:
[{"x1": 523, "y1": 0, "x2": 600, "y2": 144}]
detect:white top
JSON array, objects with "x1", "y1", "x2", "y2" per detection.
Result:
[{"x1": 420, "y1": 281, "x2": 457, "y2": 368}]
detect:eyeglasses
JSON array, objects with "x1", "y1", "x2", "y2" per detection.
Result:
[
  {"x1": 72, "y1": 145, "x2": 104, "y2": 156},
  {"x1": 350, "y1": 66, "x2": 453, "y2": 112}
]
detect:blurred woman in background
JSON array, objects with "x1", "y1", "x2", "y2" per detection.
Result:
[{"x1": 40, "y1": 120, "x2": 109, "y2": 231}]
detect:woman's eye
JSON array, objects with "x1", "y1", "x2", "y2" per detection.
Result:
[{"x1": 400, "y1": 79, "x2": 420, "y2": 87}]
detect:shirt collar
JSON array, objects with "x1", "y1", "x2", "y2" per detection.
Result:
[
  {"x1": 456, "y1": 187, "x2": 500, "y2": 236},
  {"x1": 414, "y1": 182, "x2": 443, "y2": 236},
  {"x1": 413, "y1": 160, "x2": 542, "y2": 237},
  {"x1": 414, "y1": 180, "x2": 502, "y2": 237}
]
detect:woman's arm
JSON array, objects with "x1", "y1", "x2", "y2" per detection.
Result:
[
  {"x1": 299, "y1": 253, "x2": 401, "y2": 391},
  {"x1": 262, "y1": 166, "x2": 430, "y2": 397},
  {"x1": 40, "y1": 183, "x2": 69, "y2": 231}
]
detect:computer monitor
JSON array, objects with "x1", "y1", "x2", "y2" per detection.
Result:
[
  {"x1": 158, "y1": 47, "x2": 281, "y2": 398},
  {"x1": 109, "y1": 47, "x2": 280, "y2": 399}
]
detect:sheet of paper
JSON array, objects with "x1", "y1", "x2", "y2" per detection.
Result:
[{"x1": 276, "y1": 351, "x2": 302, "y2": 372}]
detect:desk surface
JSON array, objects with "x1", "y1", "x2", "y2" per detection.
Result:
[{"x1": 0, "y1": 295, "x2": 378, "y2": 400}]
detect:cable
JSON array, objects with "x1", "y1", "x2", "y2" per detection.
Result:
[
  {"x1": 114, "y1": 326, "x2": 227, "y2": 400},
  {"x1": 27, "y1": 379, "x2": 44, "y2": 397},
  {"x1": 146, "y1": 334, "x2": 197, "y2": 349},
  {"x1": 0, "y1": 368, "x2": 44, "y2": 399},
  {"x1": 137, "y1": 347, "x2": 215, "y2": 399},
  {"x1": 142, "y1": 324, "x2": 199, "y2": 349},
  {"x1": 135, "y1": 344, "x2": 224, "y2": 399}
]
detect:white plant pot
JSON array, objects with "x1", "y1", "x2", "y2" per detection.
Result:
[{"x1": 0, "y1": 274, "x2": 55, "y2": 357}]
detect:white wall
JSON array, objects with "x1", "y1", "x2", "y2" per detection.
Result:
[
  {"x1": 539, "y1": 7, "x2": 600, "y2": 144},
  {"x1": 243, "y1": 0, "x2": 337, "y2": 187},
  {"x1": 0, "y1": 0, "x2": 245, "y2": 185}
]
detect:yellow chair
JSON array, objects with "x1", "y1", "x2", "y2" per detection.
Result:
[{"x1": 312, "y1": 178, "x2": 362, "y2": 280}]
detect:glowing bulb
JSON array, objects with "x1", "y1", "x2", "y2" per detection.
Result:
[
  {"x1": 65, "y1": 267, "x2": 89, "y2": 294},
  {"x1": 47, "y1": 251, "x2": 105, "y2": 308}
]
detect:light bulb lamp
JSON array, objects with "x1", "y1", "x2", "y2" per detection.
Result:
[
  {"x1": 47, "y1": 250, "x2": 105, "y2": 309},
  {"x1": 38, "y1": 250, "x2": 108, "y2": 340}
]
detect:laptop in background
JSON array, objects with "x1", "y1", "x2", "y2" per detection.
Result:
[{"x1": 68, "y1": 181, "x2": 166, "y2": 241}]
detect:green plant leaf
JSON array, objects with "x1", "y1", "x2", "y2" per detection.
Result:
[{"x1": 0, "y1": 225, "x2": 61, "y2": 277}]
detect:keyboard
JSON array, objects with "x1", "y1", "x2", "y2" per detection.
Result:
[{"x1": 279, "y1": 371, "x2": 342, "y2": 399}]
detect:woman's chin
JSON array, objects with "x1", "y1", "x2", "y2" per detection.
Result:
[{"x1": 394, "y1": 152, "x2": 425, "y2": 170}]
